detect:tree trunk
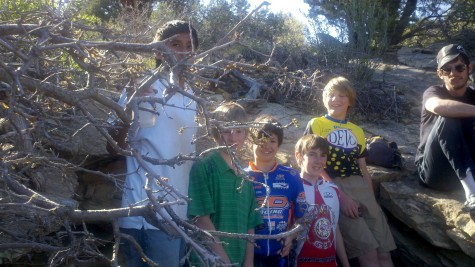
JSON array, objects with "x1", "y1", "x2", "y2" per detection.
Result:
[{"x1": 390, "y1": 0, "x2": 418, "y2": 45}]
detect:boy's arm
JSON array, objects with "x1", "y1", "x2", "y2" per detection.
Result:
[
  {"x1": 106, "y1": 123, "x2": 129, "y2": 155},
  {"x1": 194, "y1": 215, "x2": 232, "y2": 265},
  {"x1": 279, "y1": 235, "x2": 294, "y2": 257},
  {"x1": 335, "y1": 226, "x2": 351, "y2": 267},
  {"x1": 321, "y1": 170, "x2": 360, "y2": 219},
  {"x1": 303, "y1": 120, "x2": 313, "y2": 135},
  {"x1": 357, "y1": 157, "x2": 373, "y2": 192},
  {"x1": 279, "y1": 217, "x2": 303, "y2": 257},
  {"x1": 106, "y1": 83, "x2": 157, "y2": 155},
  {"x1": 279, "y1": 178, "x2": 305, "y2": 257},
  {"x1": 106, "y1": 87, "x2": 134, "y2": 155},
  {"x1": 243, "y1": 228, "x2": 255, "y2": 267}
]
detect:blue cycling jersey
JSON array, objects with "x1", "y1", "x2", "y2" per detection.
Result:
[{"x1": 246, "y1": 162, "x2": 307, "y2": 256}]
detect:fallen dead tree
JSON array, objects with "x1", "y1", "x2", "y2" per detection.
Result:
[
  {"x1": 0, "y1": 3, "x2": 408, "y2": 266},
  {"x1": 0, "y1": 3, "x2": 309, "y2": 267}
]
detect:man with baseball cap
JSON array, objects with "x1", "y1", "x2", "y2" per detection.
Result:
[{"x1": 415, "y1": 44, "x2": 475, "y2": 211}]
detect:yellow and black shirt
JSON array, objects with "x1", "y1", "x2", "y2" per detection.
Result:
[{"x1": 304, "y1": 115, "x2": 367, "y2": 178}]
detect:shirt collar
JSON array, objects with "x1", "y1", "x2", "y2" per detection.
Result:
[
  {"x1": 211, "y1": 151, "x2": 236, "y2": 174},
  {"x1": 325, "y1": 114, "x2": 347, "y2": 124},
  {"x1": 248, "y1": 161, "x2": 278, "y2": 173}
]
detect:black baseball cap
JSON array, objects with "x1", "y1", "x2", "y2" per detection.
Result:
[{"x1": 437, "y1": 44, "x2": 470, "y2": 68}]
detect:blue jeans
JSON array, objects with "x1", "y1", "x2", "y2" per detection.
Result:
[
  {"x1": 254, "y1": 254, "x2": 289, "y2": 267},
  {"x1": 120, "y1": 227, "x2": 183, "y2": 267},
  {"x1": 417, "y1": 116, "x2": 475, "y2": 191}
]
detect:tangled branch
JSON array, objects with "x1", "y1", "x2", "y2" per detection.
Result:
[{"x1": 0, "y1": 4, "x2": 314, "y2": 267}]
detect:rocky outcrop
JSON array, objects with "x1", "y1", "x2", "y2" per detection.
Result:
[
  {"x1": 397, "y1": 46, "x2": 438, "y2": 69},
  {"x1": 377, "y1": 170, "x2": 475, "y2": 266}
]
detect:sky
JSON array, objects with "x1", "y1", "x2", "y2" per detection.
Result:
[
  {"x1": 203, "y1": 0, "x2": 340, "y2": 39},
  {"x1": 247, "y1": 0, "x2": 340, "y2": 39},
  {"x1": 248, "y1": 0, "x2": 311, "y2": 25}
]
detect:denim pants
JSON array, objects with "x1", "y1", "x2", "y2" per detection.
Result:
[
  {"x1": 120, "y1": 227, "x2": 183, "y2": 267},
  {"x1": 417, "y1": 116, "x2": 475, "y2": 191},
  {"x1": 254, "y1": 254, "x2": 289, "y2": 267}
]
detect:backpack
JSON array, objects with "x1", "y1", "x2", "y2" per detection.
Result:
[{"x1": 365, "y1": 135, "x2": 403, "y2": 169}]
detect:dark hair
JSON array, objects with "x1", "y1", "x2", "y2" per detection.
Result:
[
  {"x1": 210, "y1": 102, "x2": 248, "y2": 141},
  {"x1": 251, "y1": 115, "x2": 283, "y2": 146},
  {"x1": 295, "y1": 134, "x2": 329, "y2": 157},
  {"x1": 447, "y1": 55, "x2": 470, "y2": 66},
  {"x1": 154, "y1": 20, "x2": 199, "y2": 67}
]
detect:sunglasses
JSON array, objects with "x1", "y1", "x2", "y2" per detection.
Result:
[{"x1": 439, "y1": 64, "x2": 467, "y2": 75}]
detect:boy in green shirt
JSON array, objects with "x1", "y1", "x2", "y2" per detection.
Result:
[{"x1": 187, "y1": 102, "x2": 262, "y2": 267}]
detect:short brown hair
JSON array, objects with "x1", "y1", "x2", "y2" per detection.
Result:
[
  {"x1": 210, "y1": 102, "x2": 248, "y2": 141},
  {"x1": 295, "y1": 134, "x2": 329, "y2": 157},
  {"x1": 323, "y1": 76, "x2": 356, "y2": 107},
  {"x1": 250, "y1": 115, "x2": 283, "y2": 146}
]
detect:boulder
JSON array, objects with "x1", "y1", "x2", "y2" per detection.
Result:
[
  {"x1": 390, "y1": 220, "x2": 475, "y2": 267},
  {"x1": 397, "y1": 46, "x2": 437, "y2": 69},
  {"x1": 380, "y1": 175, "x2": 460, "y2": 250},
  {"x1": 380, "y1": 173, "x2": 475, "y2": 265}
]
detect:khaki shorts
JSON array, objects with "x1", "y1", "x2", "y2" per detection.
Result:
[{"x1": 333, "y1": 175, "x2": 396, "y2": 259}]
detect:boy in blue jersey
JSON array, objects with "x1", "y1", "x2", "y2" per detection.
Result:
[{"x1": 245, "y1": 115, "x2": 307, "y2": 267}]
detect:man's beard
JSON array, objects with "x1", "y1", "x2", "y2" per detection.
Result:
[{"x1": 449, "y1": 76, "x2": 469, "y2": 91}]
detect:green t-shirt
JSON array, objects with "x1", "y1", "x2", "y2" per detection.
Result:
[{"x1": 187, "y1": 151, "x2": 262, "y2": 266}]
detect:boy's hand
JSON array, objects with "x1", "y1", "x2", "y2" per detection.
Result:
[
  {"x1": 340, "y1": 192, "x2": 360, "y2": 219},
  {"x1": 278, "y1": 235, "x2": 294, "y2": 257}
]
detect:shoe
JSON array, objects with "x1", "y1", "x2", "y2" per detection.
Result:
[{"x1": 462, "y1": 195, "x2": 475, "y2": 212}]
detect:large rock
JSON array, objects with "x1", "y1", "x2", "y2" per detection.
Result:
[
  {"x1": 390, "y1": 220, "x2": 475, "y2": 267},
  {"x1": 380, "y1": 174, "x2": 475, "y2": 263},
  {"x1": 397, "y1": 46, "x2": 438, "y2": 69},
  {"x1": 380, "y1": 176, "x2": 460, "y2": 249}
]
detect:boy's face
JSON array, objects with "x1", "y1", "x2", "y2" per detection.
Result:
[
  {"x1": 157, "y1": 32, "x2": 194, "y2": 62},
  {"x1": 218, "y1": 128, "x2": 247, "y2": 150},
  {"x1": 323, "y1": 90, "x2": 350, "y2": 120},
  {"x1": 253, "y1": 133, "x2": 279, "y2": 163},
  {"x1": 298, "y1": 148, "x2": 327, "y2": 179}
]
